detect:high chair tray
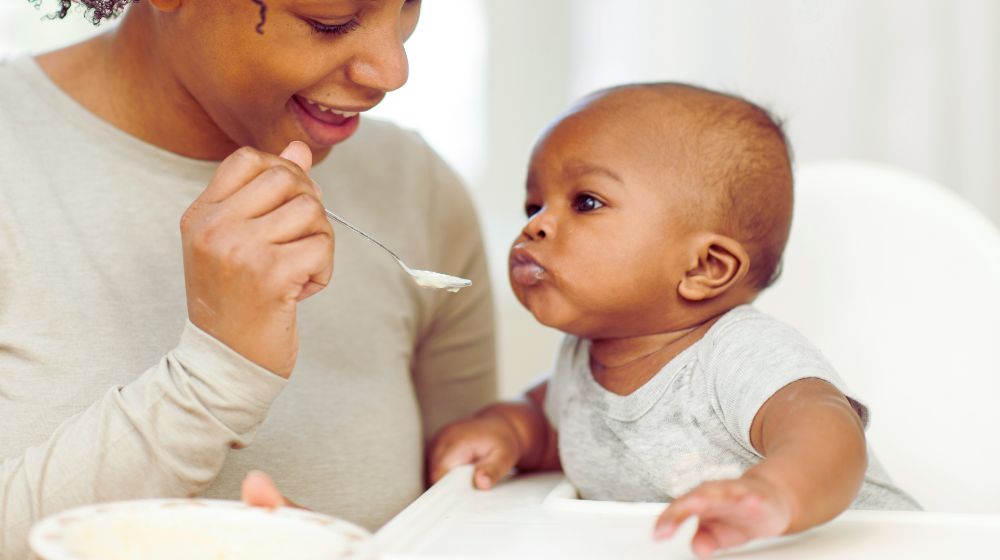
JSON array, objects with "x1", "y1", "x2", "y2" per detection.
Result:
[{"x1": 375, "y1": 466, "x2": 1000, "y2": 559}]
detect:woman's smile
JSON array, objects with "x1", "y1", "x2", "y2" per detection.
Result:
[{"x1": 289, "y1": 94, "x2": 364, "y2": 147}]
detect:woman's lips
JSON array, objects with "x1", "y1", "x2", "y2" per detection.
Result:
[
  {"x1": 510, "y1": 250, "x2": 546, "y2": 286},
  {"x1": 290, "y1": 95, "x2": 361, "y2": 147}
]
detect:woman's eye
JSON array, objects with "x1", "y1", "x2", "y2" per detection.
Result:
[
  {"x1": 525, "y1": 204, "x2": 542, "y2": 218},
  {"x1": 572, "y1": 194, "x2": 604, "y2": 212},
  {"x1": 306, "y1": 18, "x2": 361, "y2": 36}
]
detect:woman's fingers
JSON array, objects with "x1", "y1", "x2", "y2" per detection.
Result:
[
  {"x1": 279, "y1": 140, "x2": 313, "y2": 174},
  {"x1": 241, "y1": 470, "x2": 307, "y2": 510},
  {"x1": 226, "y1": 163, "x2": 319, "y2": 220},
  {"x1": 198, "y1": 146, "x2": 285, "y2": 204},
  {"x1": 181, "y1": 142, "x2": 333, "y2": 376},
  {"x1": 254, "y1": 192, "x2": 330, "y2": 244},
  {"x1": 241, "y1": 470, "x2": 289, "y2": 508},
  {"x1": 200, "y1": 142, "x2": 318, "y2": 220},
  {"x1": 278, "y1": 233, "x2": 335, "y2": 302}
]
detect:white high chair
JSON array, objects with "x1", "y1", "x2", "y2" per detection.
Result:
[{"x1": 755, "y1": 160, "x2": 1000, "y2": 514}]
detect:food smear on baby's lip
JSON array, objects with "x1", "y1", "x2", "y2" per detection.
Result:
[
  {"x1": 410, "y1": 269, "x2": 472, "y2": 292},
  {"x1": 510, "y1": 258, "x2": 545, "y2": 287}
]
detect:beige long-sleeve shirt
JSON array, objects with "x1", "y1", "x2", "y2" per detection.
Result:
[{"x1": 0, "y1": 56, "x2": 496, "y2": 558}]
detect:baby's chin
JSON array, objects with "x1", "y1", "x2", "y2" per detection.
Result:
[{"x1": 516, "y1": 293, "x2": 600, "y2": 338}]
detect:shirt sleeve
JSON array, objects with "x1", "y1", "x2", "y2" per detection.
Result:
[
  {"x1": 1, "y1": 321, "x2": 286, "y2": 558},
  {"x1": 409, "y1": 139, "x2": 498, "y2": 442},
  {"x1": 706, "y1": 309, "x2": 867, "y2": 457}
]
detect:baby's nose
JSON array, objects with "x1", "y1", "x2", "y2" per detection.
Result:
[{"x1": 522, "y1": 213, "x2": 551, "y2": 240}]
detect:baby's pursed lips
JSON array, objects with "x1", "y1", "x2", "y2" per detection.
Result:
[{"x1": 510, "y1": 247, "x2": 546, "y2": 286}]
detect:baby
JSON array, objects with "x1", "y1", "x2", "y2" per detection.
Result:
[{"x1": 428, "y1": 83, "x2": 919, "y2": 557}]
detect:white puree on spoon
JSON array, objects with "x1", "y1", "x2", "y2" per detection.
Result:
[{"x1": 409, "y1": 269, "x2": 472, "y2": 292}]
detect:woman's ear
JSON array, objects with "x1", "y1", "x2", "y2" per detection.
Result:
[
  {"x1": 677, "y1": 234, "x2": 750, "y2": 302},
  {"x1": 148, "y1": 0, "x2": 182, "y2": 12}
]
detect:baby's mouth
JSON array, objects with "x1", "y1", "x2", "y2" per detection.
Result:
[{"x1": 510, "y1": 251, "x2": 546, "y2": 286}]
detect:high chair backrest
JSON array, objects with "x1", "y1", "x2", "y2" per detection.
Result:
[{"x1": 755, "y1": 160, "x2": 1000, "y2": 514}]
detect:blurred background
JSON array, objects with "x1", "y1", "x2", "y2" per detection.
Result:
[{"x1": 4, "y1": 0, "x2": 998, "y2": 397}]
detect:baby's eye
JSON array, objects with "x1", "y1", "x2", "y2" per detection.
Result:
[
  {"x1": 525, "y1": 204, "x2": 542, "y2": 218},
  {"x1": 572, "y1": 194, "x2": 604, "y2": 213}
]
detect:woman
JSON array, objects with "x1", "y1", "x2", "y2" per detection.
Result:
[{"x1": 0, "y1": 0, "x2": 496, "y2": 555}]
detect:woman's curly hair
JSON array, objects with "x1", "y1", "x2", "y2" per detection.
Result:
[{"x1": 33, "y1": 0, "x2": 269, "y2": 33}]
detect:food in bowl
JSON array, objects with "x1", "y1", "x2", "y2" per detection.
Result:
[{"x1": 30, "y1": 499, "x2": 374, "y2": 560}]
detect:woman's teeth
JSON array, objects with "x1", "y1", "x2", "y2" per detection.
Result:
[{"x1": 302, "y1": 98, "x2": 358, "y2": 118}]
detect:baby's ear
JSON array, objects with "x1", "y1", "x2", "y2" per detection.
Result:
[{"x1": 677, "y1": 234, "x2": 750, "y2": 302}]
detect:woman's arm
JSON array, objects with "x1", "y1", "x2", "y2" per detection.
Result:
[{"x1": 1, "y1": 323, "x2": 286, "y2": 559}]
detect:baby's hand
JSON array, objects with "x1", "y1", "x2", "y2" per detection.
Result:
[
  {"x1": 427, "y1": 413, "x2": 521, "y2": 490},
  {"x1": 653, "y1": 475, "x2": 793, "y2": 558}
]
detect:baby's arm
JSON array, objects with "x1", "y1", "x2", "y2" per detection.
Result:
[
  {"x1": 427, "y1": 381, "x2": 560, "y2": 489},
  {"x1": 654, "y1": 378, "x2": 867, "y2": 557}
]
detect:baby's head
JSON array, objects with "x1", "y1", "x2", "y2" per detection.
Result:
[{"x1": 509, "y1": 83, "x2": 793, "y2": 339}]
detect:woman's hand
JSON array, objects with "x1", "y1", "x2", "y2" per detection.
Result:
[
  {"x1": 241, "y1": 471, "x2": 301, "y2": 509},
  {"x1": 427, "y1": 413, "x2": 523, "y2": 490},
  {"x1": 181, "y1": 141, "x2": 334, "y2": 377},
  {"x1": 653, "y1": 475, "x2": 793, "y2": 558}
]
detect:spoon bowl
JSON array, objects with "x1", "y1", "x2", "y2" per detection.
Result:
[{"x1": 324, "y1": 209, "x2": 471, "y2": 292}]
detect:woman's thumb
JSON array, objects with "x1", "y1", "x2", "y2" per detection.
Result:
[
  {"x1": 241, "y1": 470, "x2": 287, "y2": 508},
  {"x1": 279, "y1": 140, "x2": 313, "y2": 173}
]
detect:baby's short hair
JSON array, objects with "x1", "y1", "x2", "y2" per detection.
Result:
[{"x1": 593, "y1": 83, "x2": 794, "y2": 290}]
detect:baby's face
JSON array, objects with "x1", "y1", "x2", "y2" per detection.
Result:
[{"x1": 509, "y1": 101, "x2": 701, "y2": 338}]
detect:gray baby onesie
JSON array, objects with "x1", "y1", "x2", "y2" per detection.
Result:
[{"x1": 543, "y1": 305, "x2": 919, "y2": 510}]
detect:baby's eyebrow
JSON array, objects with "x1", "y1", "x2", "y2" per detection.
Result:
[{"x1": 562, "y1": 159, "x2": 624, "y2": 184}]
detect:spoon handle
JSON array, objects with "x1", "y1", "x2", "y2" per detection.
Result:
[{"x1": 324, "y1": 208, "x2": 406, "y2": 267}]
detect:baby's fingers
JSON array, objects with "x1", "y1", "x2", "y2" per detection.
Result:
[
  {"x1": 427, "y1": 438, "x2": 479, "y2": 485},
  {"x1": 690, "y1": 525, "x2": 724, "y2": 559},
  {"x1": 655, "y1": 496, "x2": 706, "y2": 540},
  {"x1": 472, "y1": 446, "x2": 517, "y2": 490}
]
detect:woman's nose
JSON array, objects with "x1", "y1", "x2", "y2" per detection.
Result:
[{"x1": 347, "y1": 25, "x2": 409, "y2": 93}]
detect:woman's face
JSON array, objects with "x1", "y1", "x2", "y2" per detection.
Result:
[{"x1": 156, "y1": 0, "x2": 421, "y2": 158}]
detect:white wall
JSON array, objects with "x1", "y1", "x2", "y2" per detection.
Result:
[{"x1": 4, "y1": 0, "x2": 998, "y2": 397}]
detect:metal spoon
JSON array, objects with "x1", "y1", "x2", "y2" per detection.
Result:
[{"x1": 324, "y1": 208, "x2": 472, "y2": 292}]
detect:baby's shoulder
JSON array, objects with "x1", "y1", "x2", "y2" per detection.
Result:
[
  {"x1": 705, "y1": 305, "x2": 808, "y2": 344},
  {"x1": 697, "y1": 305, "x2": 828, "y2": 374}
]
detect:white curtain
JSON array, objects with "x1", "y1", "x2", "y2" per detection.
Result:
[
  {"x1": 4, "y1": 1, "x2": 999, "y2": 393},
  {"x1": 567, "y1": 0, "x2": 1000, "y2": 222}
]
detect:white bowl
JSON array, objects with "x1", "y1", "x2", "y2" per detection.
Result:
[{"x1": 30, "y1": 499, "x2": 374, "y2": 560}]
